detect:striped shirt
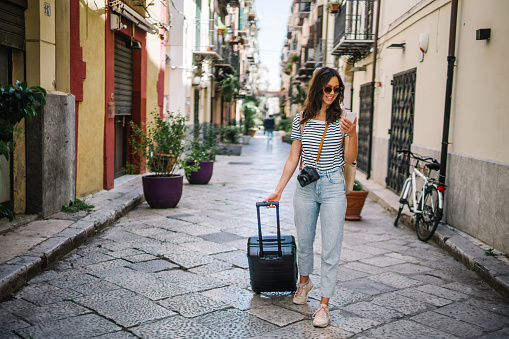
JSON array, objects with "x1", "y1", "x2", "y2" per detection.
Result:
[{"x1": 290, "y1": 112, "x2": 347, "y2": 171}]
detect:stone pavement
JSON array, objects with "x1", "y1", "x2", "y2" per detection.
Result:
[{"x1": 1, "y1": 133, "x2": 508, "y2": 338}]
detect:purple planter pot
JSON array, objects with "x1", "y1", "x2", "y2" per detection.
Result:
[
  {"x1": 142, "y1": 174, "x2": 183, "y2": 208},
  {"x1": 186, "y1": 160, "x2": 214, "y2": 184}
]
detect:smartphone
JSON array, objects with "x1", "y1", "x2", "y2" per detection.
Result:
[{"x1": 345, "y1": 112, "x2": 357, "y2": 123}]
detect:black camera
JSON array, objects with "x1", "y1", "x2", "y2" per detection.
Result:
[{"x1": 297, "y1": 166, "x2": 320, "y2": 187}]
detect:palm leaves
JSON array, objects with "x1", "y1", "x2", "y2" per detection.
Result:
[
  {"x1": 219, "y1": 71, "x2": 240, "y2": 102},
  {"x1": 0, "y1": 81, "x2": 47, "y2": 160}
]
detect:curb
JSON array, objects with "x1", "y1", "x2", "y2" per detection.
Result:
[
  {"x1": 0, "y1": 181, "x2": 144, "y2": 301},
  {"x1": 357, "y1": 173, "x2": 509, "y2": 301}
]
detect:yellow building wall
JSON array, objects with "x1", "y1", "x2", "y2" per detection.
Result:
[
  {"x1": 12, "y1": 49, "x2": 26, "y2": 214},
  {"x1": 75, "y1": 1, "x2": 106, "y2": 197},
  {"x1": 25, "y1": 0, "x2": 56, "y2": 90},
  {"x1": 55, "y1": 1, "x2": 70, "y2": 93},
  {"x1": 146, "y1": 30, "x2": 162, "y2": 118}
]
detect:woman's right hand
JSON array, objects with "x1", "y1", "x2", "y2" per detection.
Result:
[{"x1": 263, "y1": 192, "x2": 281, "y2": 208}]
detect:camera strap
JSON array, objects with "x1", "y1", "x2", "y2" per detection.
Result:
[{"x1": 299, "y1": 121, "x2": 329, "y2": 170}]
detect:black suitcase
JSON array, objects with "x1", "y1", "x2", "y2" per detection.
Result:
[{"x1": 247, "y1": 202, "x2": 298, "y2": 293}]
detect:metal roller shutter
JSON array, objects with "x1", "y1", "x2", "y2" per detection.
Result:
[
  {"x1": 0, "y1": 0, "x2": 27, "y2": 50},
  {"x1": 114, "y1": 35, "x2": 133, "y2": 116}
]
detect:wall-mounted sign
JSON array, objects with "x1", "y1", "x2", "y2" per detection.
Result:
[{"x1": 43, "y1": 2, "x2": 51, "y2": 16}]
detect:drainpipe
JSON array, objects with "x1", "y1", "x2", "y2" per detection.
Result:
[
  {"x1": 366, "y1": 0, "x2": 381, "y2": 180},
  {"x1": 439, "y1": 0, "x2": 459, "y2": 186},
  {"x1": 324, "y1": 5, "x2": 329, "y2": 66}
]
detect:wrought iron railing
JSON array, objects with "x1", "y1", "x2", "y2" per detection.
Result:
[
  {"x1": 298, "y1": 1, "x2": 311, "y2": 12},
  {"x1": 333, "y1": 0, "x2": 374, "y2": 47},
  {"x1": 220, "y1": 44, "x2": 239, "y2": 71},
  {"x1": 193, "y1": 19, "x2": 217, "y2": 52}
]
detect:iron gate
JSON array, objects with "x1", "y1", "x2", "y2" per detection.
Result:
[
  {"x1": 386, "y1": 68, "x2": 416, "y2": 193},
  {"x1": 356, "y1": 82, "x2": 373, "y2": 173}
]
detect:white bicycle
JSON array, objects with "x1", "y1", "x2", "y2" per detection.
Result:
[{"x1": 393, "y1": 150, "x2": 447, "y2": 241}]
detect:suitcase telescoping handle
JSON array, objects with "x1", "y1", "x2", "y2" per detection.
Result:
[{"x1": 256, "y1": 202, "x2": 282, "y2": 258}]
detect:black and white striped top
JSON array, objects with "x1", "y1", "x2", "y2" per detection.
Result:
[{"x1": 290, "y1": 112, "x2": 347, "y2": 171}]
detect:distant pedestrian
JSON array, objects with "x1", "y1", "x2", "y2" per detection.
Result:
[
  {"x1": 264, "y1": 115, "x2": 275, "y2": 141},
  {"x1": 264, "y1": 67, "x2": 357, "y2": 327}
]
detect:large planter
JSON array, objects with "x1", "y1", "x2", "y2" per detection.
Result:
[
  {"x1": 240, "y1": 135, "x2": 251, "y2": 144},
  {"x1": 345, "y1": 189, "x2": 369, "y2": 221},
  {"x1": 247, "y1": 128, "x2": 258, "y2": 137},
  {"x1": 142, "y1": 174, "x2": 183, "y2": 208},
  {"x1": 329, "y1": 3, "x2": 339, "y2": 13},
  {"x1": 186, "y1": 160, "x2": 214, "y2": 184},
  {"x1": 218, "y1": 143, "x2": 242, "y2": 156}
]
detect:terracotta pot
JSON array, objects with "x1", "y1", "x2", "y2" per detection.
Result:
[
  {"x1": 247, "y1": 128, "x2": 258, "y2": 137},
  {"x1": 142, "y1": 174, "x2": 183, "y2": 208},
  {"x1": 345, "y1": 189, "x2": 369, "y2": 220},
  {"x1": 186, "y1": 160, "x2": 214, "y2": 184},
  {"x1": 330, "y1": 3, "x2": 339, "y2": 13}
]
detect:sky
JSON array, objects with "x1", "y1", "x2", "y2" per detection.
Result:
[{"x1": 255, "y1": 0, "x2": 293, "y2": 91}]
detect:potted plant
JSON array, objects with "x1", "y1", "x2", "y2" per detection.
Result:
[
  {"x1": 345, "y1": 179, "x2": 369, "y2": 220},
  {"x1": 291, "y1": 83, "x2": 307, "y2": 111},
  {"x1": 277, "y1": 117, "x2": 292, "y2": 143},
  {"x1": 128, "y1": 111, "x2": 187, "y2": 208},
  {"x1": 248, "y1": 11, "x2": 255, "y2": 21},
  {"x1": 284, "y1": 63, "x2": 293, "y2": 75},
  {"x1": 0, "y1": 80, "x2": 46, "y2": 220},
  {"x1": 289, "y1": 54, "x2": 299, "y2": 64},
  {"x1": 183, "y1": 123, "x2": 220, "y2": 184},
  {"x1": 219, "y1": 71, "x2": 240, "y2": 107},
  {"x1": 218, "y1": 122, "x2": 242, "y2": 155},
  {"x1": 217, "y1": 24, "x2": 227, "y2": 35},
  {"x1": 242, "y1": 102, "x2": 258, "y2": 137},
  {"x1": 328, "y1": 1, "x2": 340, "y2": 13}
]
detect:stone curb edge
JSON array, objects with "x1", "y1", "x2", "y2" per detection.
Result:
[
  {"x1": 0, "y1": 188, "x2": 145, "y2": 301},
  {"x1": 365, "y1": 184, "x2": 509, "y2": 301}
]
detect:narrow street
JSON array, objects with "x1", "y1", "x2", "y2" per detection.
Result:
[{"x1": 1, "y1": 134, "x2": 508, "y2": 338}]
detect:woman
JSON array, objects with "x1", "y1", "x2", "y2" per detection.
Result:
[{"x1": 264, "y1": 67, "x2": 357, "y2": 327}]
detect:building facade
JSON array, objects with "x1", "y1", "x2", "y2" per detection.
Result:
[
  {"x1": 342, "y1": 0, "x2": 509, "y2": 253},
  {"x1": 0, "y1": 0, "x2": 168, "y2": 217},
  {"x1": 280, "y1": 0, "x2": 508, "y2": 254},
  {"x1": 166, "y1": 0, "x2": 260, "y2": 130}
]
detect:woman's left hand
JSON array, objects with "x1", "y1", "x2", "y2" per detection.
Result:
[{"x1": 340, "y1": 117, "x2": 357, "y2": 136}]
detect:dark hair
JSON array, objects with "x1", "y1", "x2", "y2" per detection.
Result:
[{"x1": 301, "y1": 67, "x2": 344, "y2": 124}]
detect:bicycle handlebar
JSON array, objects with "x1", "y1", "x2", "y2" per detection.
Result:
[{"x1": 396, "y1": 149, "x2": 440, "y2": 165}]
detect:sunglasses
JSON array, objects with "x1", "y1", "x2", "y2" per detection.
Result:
[{"x1": 323, "y1": 86, "x2": 343, "y2": 95}]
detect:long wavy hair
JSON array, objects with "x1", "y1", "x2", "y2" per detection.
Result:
[{"x1": 300, "y1": 67, "x2": 345, "y2": 124}]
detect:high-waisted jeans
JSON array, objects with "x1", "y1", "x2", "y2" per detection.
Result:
[{"x1": 293, "y1": 168, "x2": 347, "y2": 298}]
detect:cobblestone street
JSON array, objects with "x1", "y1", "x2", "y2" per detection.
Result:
[{"x1": 1, "y1": 135, "x2": 508, "y2": 338}]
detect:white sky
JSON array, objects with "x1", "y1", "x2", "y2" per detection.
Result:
[{"x1": 255, "y1": 0, "x2": 293, "y2": 91}]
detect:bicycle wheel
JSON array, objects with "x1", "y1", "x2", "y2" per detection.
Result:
[
  {"x1": 394, "y1": 179, "x2": 411, "y2": 227},
  {"x1": 415, "y1": 185, "x2": 442, "y2": 241}
]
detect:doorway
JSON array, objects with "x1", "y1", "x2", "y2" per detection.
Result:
[
  {"x1": 114, "y1": 35, "x2": 133, "y2": 178},
  {"x1": 386, "y1": 68, "x2": 416, "y2": 193}
]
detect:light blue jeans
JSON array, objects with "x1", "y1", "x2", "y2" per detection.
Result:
[{"x1": 293, "y1": 168, "x2": 347, "y2": 298}]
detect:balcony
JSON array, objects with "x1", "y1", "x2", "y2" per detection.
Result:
[
  {"x1": 215, "y1": 44, "x2": 239, "y2": 74},
  {"x1": 226, "y1": 0, "x2": 240, "y2": 7},
  {"x1": 331, "y1": 0, "x2": 375, "y2": 62},
  {"x1": 296, "y1": 1, "x2": 311, "y2": 18},
  {"x1": 192, "y1": 20, "x2": 221, "y2": 65}
]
